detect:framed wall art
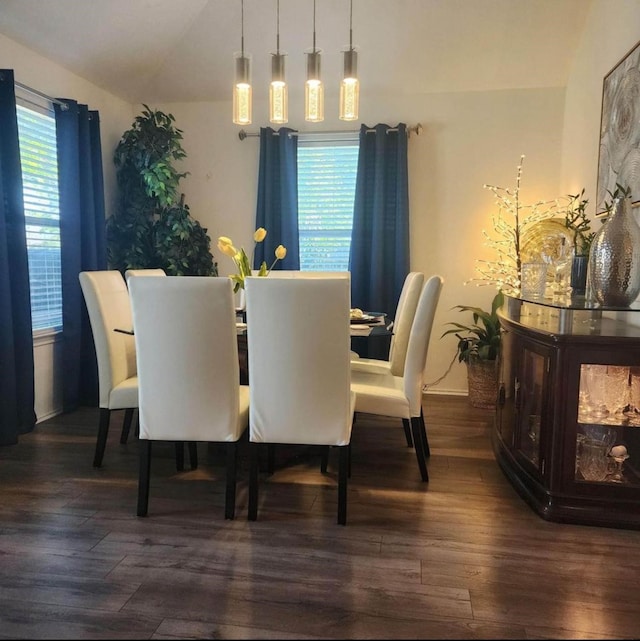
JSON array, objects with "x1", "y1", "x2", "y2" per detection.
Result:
[{"x1": 596, "y1": 38, "x2": 640, "y2": 216}]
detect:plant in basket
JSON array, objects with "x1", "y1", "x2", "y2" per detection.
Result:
[{"x1": 441, "y1": 290, "x2": 504, "y2": 409}]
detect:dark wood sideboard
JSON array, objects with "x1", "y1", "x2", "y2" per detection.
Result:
[{"x1": 494, "y1": 294, "x2": 640, "y2": 529}]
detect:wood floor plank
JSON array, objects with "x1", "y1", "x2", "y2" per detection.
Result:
[
  {"x1": 0, "y1": 599, "x2": 162, "y2": 639},
  {"x1": 1, "y1": 396, "x2": 640, "y2": 639}
]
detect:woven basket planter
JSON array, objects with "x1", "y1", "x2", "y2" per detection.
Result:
[{"x1": 466, "y1": 358, "x2": 498, "y2": 409}]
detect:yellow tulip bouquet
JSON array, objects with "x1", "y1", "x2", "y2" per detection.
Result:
[{"x1": 217, "y1": 227, "x2": 287, "y2": 292}]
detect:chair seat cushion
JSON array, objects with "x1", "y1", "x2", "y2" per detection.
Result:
[
  {"x1": 350, "y1": 357, "x2": 391, "y2": 375},
  {"x1": 108, "y1": 376, "x2": 138, "y2": 410},
  {"x1": 350, "y1": 369, "x2": 410, "y2": 419}
]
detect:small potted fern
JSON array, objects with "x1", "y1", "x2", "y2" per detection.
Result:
[{"x1": 441, "y1": 290, "x2": 504, "y2": 409}]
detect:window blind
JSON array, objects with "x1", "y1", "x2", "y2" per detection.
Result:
[
  {"x1": 297, "y1": 138, "x2": 358, "y2": 271},
  {"x1": 16, "y1": 102, "x2": 62, "y2": 332}
]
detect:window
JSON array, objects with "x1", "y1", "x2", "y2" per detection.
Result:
[
  {"x1": 297, "y1": 133, "x2": 358, "y2": 271},
  {"x1": 16, "y1": 94, "x2": 62, "y2": 332}
]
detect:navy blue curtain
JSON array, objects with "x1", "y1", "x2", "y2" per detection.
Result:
[
  {"x1": 0, "y1": 70, "x2": 36, "y2": 445},
  {"x1": 55, "y1": 100, "x2": 107, "y2": 412},
  {"x1": 349, "y1": 123, "x2": 410, "y2": 318},
  {"x1": 254, "y1": 127, "x2": 300, "y2": 270}
]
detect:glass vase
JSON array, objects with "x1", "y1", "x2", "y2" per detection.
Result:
[
  {"x1": 570, "y1": 255, "x2": 588, "y2": 296},
  {"x1": 588, "y1": 195, "x2": 640, "y2": 307}
]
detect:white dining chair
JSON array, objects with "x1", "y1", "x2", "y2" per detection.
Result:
[
  {"x1": 245, "y1": 275, "x2": 355, "y2": 525},
  {"x1": 350, "y1": 275, "x2": 444, "y2": 482},
  {"x1": 79, "y1": 270, "x2": 138, "y2": 467},
  {"x1": 129, "y1": 276, "x2": 249, "y2": 519},
  {"x1": 266, "y1": 270, "x2": 350, "y2": 279},
  {"x1": 124, "y1": 268, "x2": 166, "y2": 285},
  {"x1": 350, "y1": 271, "x2": 424, "y2": 446},
  {"x1": 351, "y1": 271, "x2": 424, "y2": 372}
]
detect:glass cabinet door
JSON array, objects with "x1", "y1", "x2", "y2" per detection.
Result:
[
  {"x1": 514, "y1": 346, "x2": 549, "y2": 475},
  {"x1": 574, "y1": 364, "x2": 640, "y2": 488}
]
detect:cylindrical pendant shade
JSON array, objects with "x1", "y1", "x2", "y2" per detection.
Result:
[
  {"x1": 269, "y1": 53, "x2": 288, "y2": 124},
  {"x1": 305, "y1": 50, "x2": 324, "y2": 122},
  {"x1": 339, "y1": 49, "x2": 359, "y2": 121},
  {"x1": 343, "y1": 48, "x2": 357, "y2": 79},
  {"x1": 233, "y1": 52, "x2": 252, "y2": 125}
]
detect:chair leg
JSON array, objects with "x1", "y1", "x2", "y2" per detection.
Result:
[
  {"x1": 402, "y1": 418, "x2": 414, "y2": 448},
  {"x1": 137, "y1": 440, "x2": 152, "y2": 516},
  {"x1": 188, "y1": 442, "x2": 198, "y2": 470},
  {"x1": 248, "y1": 443, "x2": 259, "y2": 521},
  {"x1": 320, "y1": 445, "x2": 330, "y2": 473},
  {"x1": 93, "y1": 408, "x2": 111, "y2": 468},
  {"x1": 175, "y1": 442, "x2": 185, "y2": 471},
  {"x1": 410, "y1": 417, "x2": 429, "y2": 482},
  {"x1": 420, "y1": 409, "x2": 430, "y2": 457},
  {"x1": 338, "y1": 445, "x2": 349, "y2": 525},
  {"x1": 134, "y1": 411, "x2": 140, "y2": 438},
  {"x1": 225, "y1": 442, "x2": 238, "y2": 520},
  {"x1": 120, "y1": 408, "x2": 134, "y2": 444},
  {"x1": 267, "y1": 444, "x2": 276, "y2": 475}
]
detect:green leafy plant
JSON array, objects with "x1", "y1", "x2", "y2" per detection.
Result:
[
  {"x1": 106, "y1": 105, "x2": 217, "y2": 276},
  {"x1": 603, "y1": 183, "x2": 632, "y2": 215},
  {"x1": 563, "y1": 189, "x2": 595, "y2": 257},
  {"x1": 441, "y1": 290, "x2": 504, "y2": 363}
]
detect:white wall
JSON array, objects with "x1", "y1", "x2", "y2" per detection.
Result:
[
  {"x1": 7, "y1": 0, "x2": 640, "y2": 417},
  {"x1": 155, "y1": 86, "x2": 566, "y2": 395},
  {"x1": 560, "y1": 0, "x2": 640, "y2": 201},
  {"x1": 0, "y1": 33, "x2": 132, "y2": 421},
  {"x1": 560, "y1": 0, "x2": 640, "y2": 327}
]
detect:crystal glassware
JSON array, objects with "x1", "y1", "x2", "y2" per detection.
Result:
[
  {"x1": 602, "y1": 365, "x2": 630, "y2": 424},
  {"x1": 582, "y1": 364, "x2": 609, "y2": 420}
]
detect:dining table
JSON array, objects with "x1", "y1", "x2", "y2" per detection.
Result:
[
  {"x1": 116, "y1": 311, "x2": 392, "y2": 386},
  {"x1": 236, "y1": 310, "x2": 391, "y2": 384}
]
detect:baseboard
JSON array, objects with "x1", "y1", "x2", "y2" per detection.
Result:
[
  {"x1": 423, "y1": 388, "x2": 467, "y2": 397},
  {"x1": 36, "y1": 407, "x2": 63, "y2": 423}
]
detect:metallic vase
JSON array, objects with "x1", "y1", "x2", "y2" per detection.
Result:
[{"x1": 588, "y1": 196, "x2": 640, "y2": 307}]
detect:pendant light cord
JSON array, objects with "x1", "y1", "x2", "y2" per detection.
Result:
[
  {"x1": 241, "y1": 0, "x2": 245, "y2": 57},
  {"x1": 349, "y1": 0, "x2": 353, "y2": 51},
  {"x1": 313, "y1": 0, "x2": 317, "y2": 53},
  {"x1": 276, "y1": 0, "x2": 280, "y2": 54}
]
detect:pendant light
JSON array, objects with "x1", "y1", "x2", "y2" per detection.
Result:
[
  {"x1": 339, "y1": 0, "x2": 359, "y2": 121},
  {"x1": 305, "y1": 0, "x2": 324, "y2": 122},
  {"x1": 233, "y1": 0, "x2": 252, "y2": 125},
  {"x1": 269, "y1": 0, "x2": 288, "y2": 124}
]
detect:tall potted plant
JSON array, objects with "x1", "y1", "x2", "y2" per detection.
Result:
[
  {"x1": 106, "y1": 105, "x2": 217, "y2": 276},
  {"x1": 442, "y1": 290, "x2": 504, "y2": 409}
]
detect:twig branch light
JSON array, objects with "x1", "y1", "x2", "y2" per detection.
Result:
[{"x1": 468, "y1": 155, "x2": 560, "y2": 294}]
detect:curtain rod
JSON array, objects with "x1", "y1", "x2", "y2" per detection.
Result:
[
  {"x1": 14, "y1": 80, "x2": 68, "y2": 109},
  {"x1": 238, "y1": 123, "x2": 423, "y2": 140}
]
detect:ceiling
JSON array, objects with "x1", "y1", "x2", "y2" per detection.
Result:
[{"x1": 0, "y1": 0, "x2": 591, "y2": 104}]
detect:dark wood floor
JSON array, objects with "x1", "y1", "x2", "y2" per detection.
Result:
[{"x1": 1, "y1": 395, "x2": 640, "y2": 639}]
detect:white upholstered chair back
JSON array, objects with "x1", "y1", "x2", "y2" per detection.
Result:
[
  {"x1": 124, "y1": 268, "x2": 166, "y2": 285},
  {"x1": 388, "y1": 271, "x2": 424, "y2": 376},
  {"x1": 129, "y1": 276, "x2": 247, "y2": 443},
  {"x1": 245, "y1": 276, "x2": 353, "y2": 446},
  {"x1": 265, "y1": 270, "x2": 350, "y2": 279},
  {"x1": 403, "y1": 275, "x2": 444, "y2": 417},
  {"x1": 79, "y1": 270, "x2": 137, "y2": 410}
]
